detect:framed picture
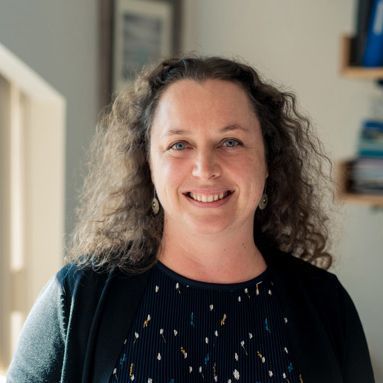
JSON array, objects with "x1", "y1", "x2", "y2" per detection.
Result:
[{"x1": 99, "y1": 0, "x2": 182, "y2": 108}]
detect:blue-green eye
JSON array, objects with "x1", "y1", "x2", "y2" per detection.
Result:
[
  {"x1": 170, "y1": 142, "x2": 187, "y2": 151},
  {"x1": 223, "y1": 139, "x2": 241, "y2": 148}
]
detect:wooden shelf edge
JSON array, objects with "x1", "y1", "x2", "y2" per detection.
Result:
[
  {"x1": 339, "y1": 35, "x2": 383, "y2": 79},
  {"x1": 337, "y1": 192, "x2": 383, "y2": 206}
]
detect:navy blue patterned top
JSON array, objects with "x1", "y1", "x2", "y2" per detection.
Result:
[{"x1": 109, "y1": 261, "x2": 303, "y2": 382}]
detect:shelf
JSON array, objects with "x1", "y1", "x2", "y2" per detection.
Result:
[
  {"x1": 340, "y1": 35, "x2": 383, "y2": 79},
  {"x1": 336, "y1": 160, "x2": 383, "y2": 206},
  {"x1": 337, "y1": 35, "x2": 383, "y2": 207}
]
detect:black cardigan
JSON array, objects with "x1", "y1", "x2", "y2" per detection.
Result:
[{"x1": 7, "y1": 248, "x2": 375, "y2": 383}]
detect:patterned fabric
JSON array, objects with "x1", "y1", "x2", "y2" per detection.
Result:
[{"x1": 110, "y1": 261, "x2": 303, "y2": 383}]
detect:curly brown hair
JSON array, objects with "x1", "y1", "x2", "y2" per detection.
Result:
[{"x1": 67, "y1": 55, "x2": 334, "y2": 272}]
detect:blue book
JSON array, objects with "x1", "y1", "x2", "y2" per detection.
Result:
[
  {"x1": 360, "y1": 120, "x2": 383, "y2": 139},
  {"x1": 362, "y1": 0, "x2": 383, "y2": 66},
  {"x1": 358, "y1": 150, "x2": 383, "y2": 158},
  {"x1": 354, "y1": 0, "x2": 373, "y2": 65},
  {"x1": 357, "y1": 120, "x2": 383, "y2": 157}
]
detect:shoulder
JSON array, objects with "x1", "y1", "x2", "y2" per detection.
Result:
[
  {"x1": 266, "y1": 249, "x2": 363, "y2": 326},
  {"x1": 265, "y1": 250, "x2": 375, "y2": 380},
  {"x1": 266, "y1": 249, "x2": 338, "y2": 283},
  {"x1": 266, "y1": 248, "x2": 356, "y2": 326},
  {"x1": 56, "y1": 262, "x2": 112, "y2": 292},
  {"x1": 265, "y1": 249, "x2": 348, "y2": 306},
  {"x1": 56, "y1": 262, "x2": 151, "y2": 308}
]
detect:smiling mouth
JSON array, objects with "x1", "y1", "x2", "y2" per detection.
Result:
[{"x1": 185, "y1": 190, "x2": 233, "y2": 203}]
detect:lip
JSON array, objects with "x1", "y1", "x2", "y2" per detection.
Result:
[
  {"x1": 185, "y1": 188, "x2": 234, "y2": 195},
  {"x1": 184, "y1": 190, "x2": 234, "y2": 207}
]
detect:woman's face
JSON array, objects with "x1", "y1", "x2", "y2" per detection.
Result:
[{"x1": 149, "y1": 79, "x2": 268, "y2": 235}]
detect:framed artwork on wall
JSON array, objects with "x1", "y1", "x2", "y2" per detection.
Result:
[{"x1": 99, "y1": 0, "x2": 182, "y2": 109}]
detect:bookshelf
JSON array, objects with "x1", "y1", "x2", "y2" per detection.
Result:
[
  {"x1": 340, "y1": 35, "x2": 383, "y2": 79},
  {"x1": 336, "y1": 160, "x2": 383, "y2": 206},
  {"x1": 338, "y1": 35, "x2": 383, "y2": 207}
]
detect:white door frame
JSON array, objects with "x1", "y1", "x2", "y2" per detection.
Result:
[{"x1": 0, "y1": 43, "x2": 65, "y2": 372}]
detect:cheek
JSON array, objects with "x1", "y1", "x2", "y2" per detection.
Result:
[
  {"x1": 155, "y1": 157, "x2": 187, "y2": 193},
  {"x1": 251, "y1": 147, "x2": 268, "y2": 175},
  {"x1": 231, "y1": 152, "x2": 267, "y2": 176},
  {"x1": 229, "y1": 155, "x2": 267, "y2": 199},
  {"x1": 164, "y1": 160, "x2": 187, "y2": 184}
]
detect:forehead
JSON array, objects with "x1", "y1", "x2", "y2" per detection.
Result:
[
  {"x1": 152, "y1": 79, "x2": 257, "y2": 127},
  {"x1": 160, "y1": 78, "x2": 251, "y2": 101}
]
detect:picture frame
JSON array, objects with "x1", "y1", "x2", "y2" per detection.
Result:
[{"x1": 99, "y1": 0, "x2": 182, "y2": 109}]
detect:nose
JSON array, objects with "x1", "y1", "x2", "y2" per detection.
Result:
[{"x1": 192, "y1": 151, "x2": 221, "y2": 180}]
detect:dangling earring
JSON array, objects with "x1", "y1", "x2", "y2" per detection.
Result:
[
  {"x1": 258, "y1": 193, "x2": 268, "y2": 210},
  {"x1": 152, "y1": 189, "x2": 160, "y2": 215}
]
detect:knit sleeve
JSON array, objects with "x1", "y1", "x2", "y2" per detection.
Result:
[
  {"x1": 335, "y1": 277, "x2": 375, "y2": 383},
  {"x1": 6, "y1": 273, "x2": 68, "y2": 383}
]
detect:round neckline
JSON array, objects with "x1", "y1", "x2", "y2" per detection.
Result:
[{"x1": 155, "y1": 260, "x2": 269, "y2": 291}]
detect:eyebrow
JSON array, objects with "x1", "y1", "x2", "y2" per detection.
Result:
[{"x1": 162, "y1": 124, "x2": 249, "y2": 138}]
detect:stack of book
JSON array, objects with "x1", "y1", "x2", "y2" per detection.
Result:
[{"x1": 350, "y1": 120, "x2": 383, "y2": 194}]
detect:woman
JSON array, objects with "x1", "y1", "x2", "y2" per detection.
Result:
[{"x1": 7, "y1": 56, "x2": 375, "y2": 383}]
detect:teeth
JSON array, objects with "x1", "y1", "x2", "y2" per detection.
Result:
[{"x1": 189, "y1": 191, "x2": 229, "y2": 202}]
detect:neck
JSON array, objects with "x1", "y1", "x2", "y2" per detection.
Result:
[{"x1": 157, "y1": 221, "x2": 267, "y2": 284}]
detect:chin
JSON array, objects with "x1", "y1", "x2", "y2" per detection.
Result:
[{"x1": 185, "y1": 218, "x2": 232, "y2": 235}]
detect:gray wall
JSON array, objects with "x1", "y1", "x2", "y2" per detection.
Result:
[{"x1": 0, "y1": 0, "x2": 99, "y2": 245}]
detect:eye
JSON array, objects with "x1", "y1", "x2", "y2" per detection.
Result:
[
  {"x1": 222, "y1": 138, "x2": 242, "y2": 148},
  {"x1": 169, "y1": 141, "x2": 188, "y2": 151}
]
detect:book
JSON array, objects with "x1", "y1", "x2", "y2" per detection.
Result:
[
  {"x1": 362, "y1": 0, "x2": 383, "y2": 67},
  {"x1": 350, "y1": 158, "x2": 383, "y2": 194},
  {"x1": 353, "y1": 0, "x2": 373, "y2": 65},
  {"x1": 357, "y1": 120, "x2": 383, "y2": 157}
]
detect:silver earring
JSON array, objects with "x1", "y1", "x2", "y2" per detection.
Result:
[
  {"x1": 152, "y1": 189, "x2": 160, "y2": 215},
  {"x1": 258, "y1": 193, "x2": 268, "y2": 210}
]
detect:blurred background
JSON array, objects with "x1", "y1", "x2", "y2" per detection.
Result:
[{"x1": 0, "y1": 0, "x2": 382, "y2": 380}]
